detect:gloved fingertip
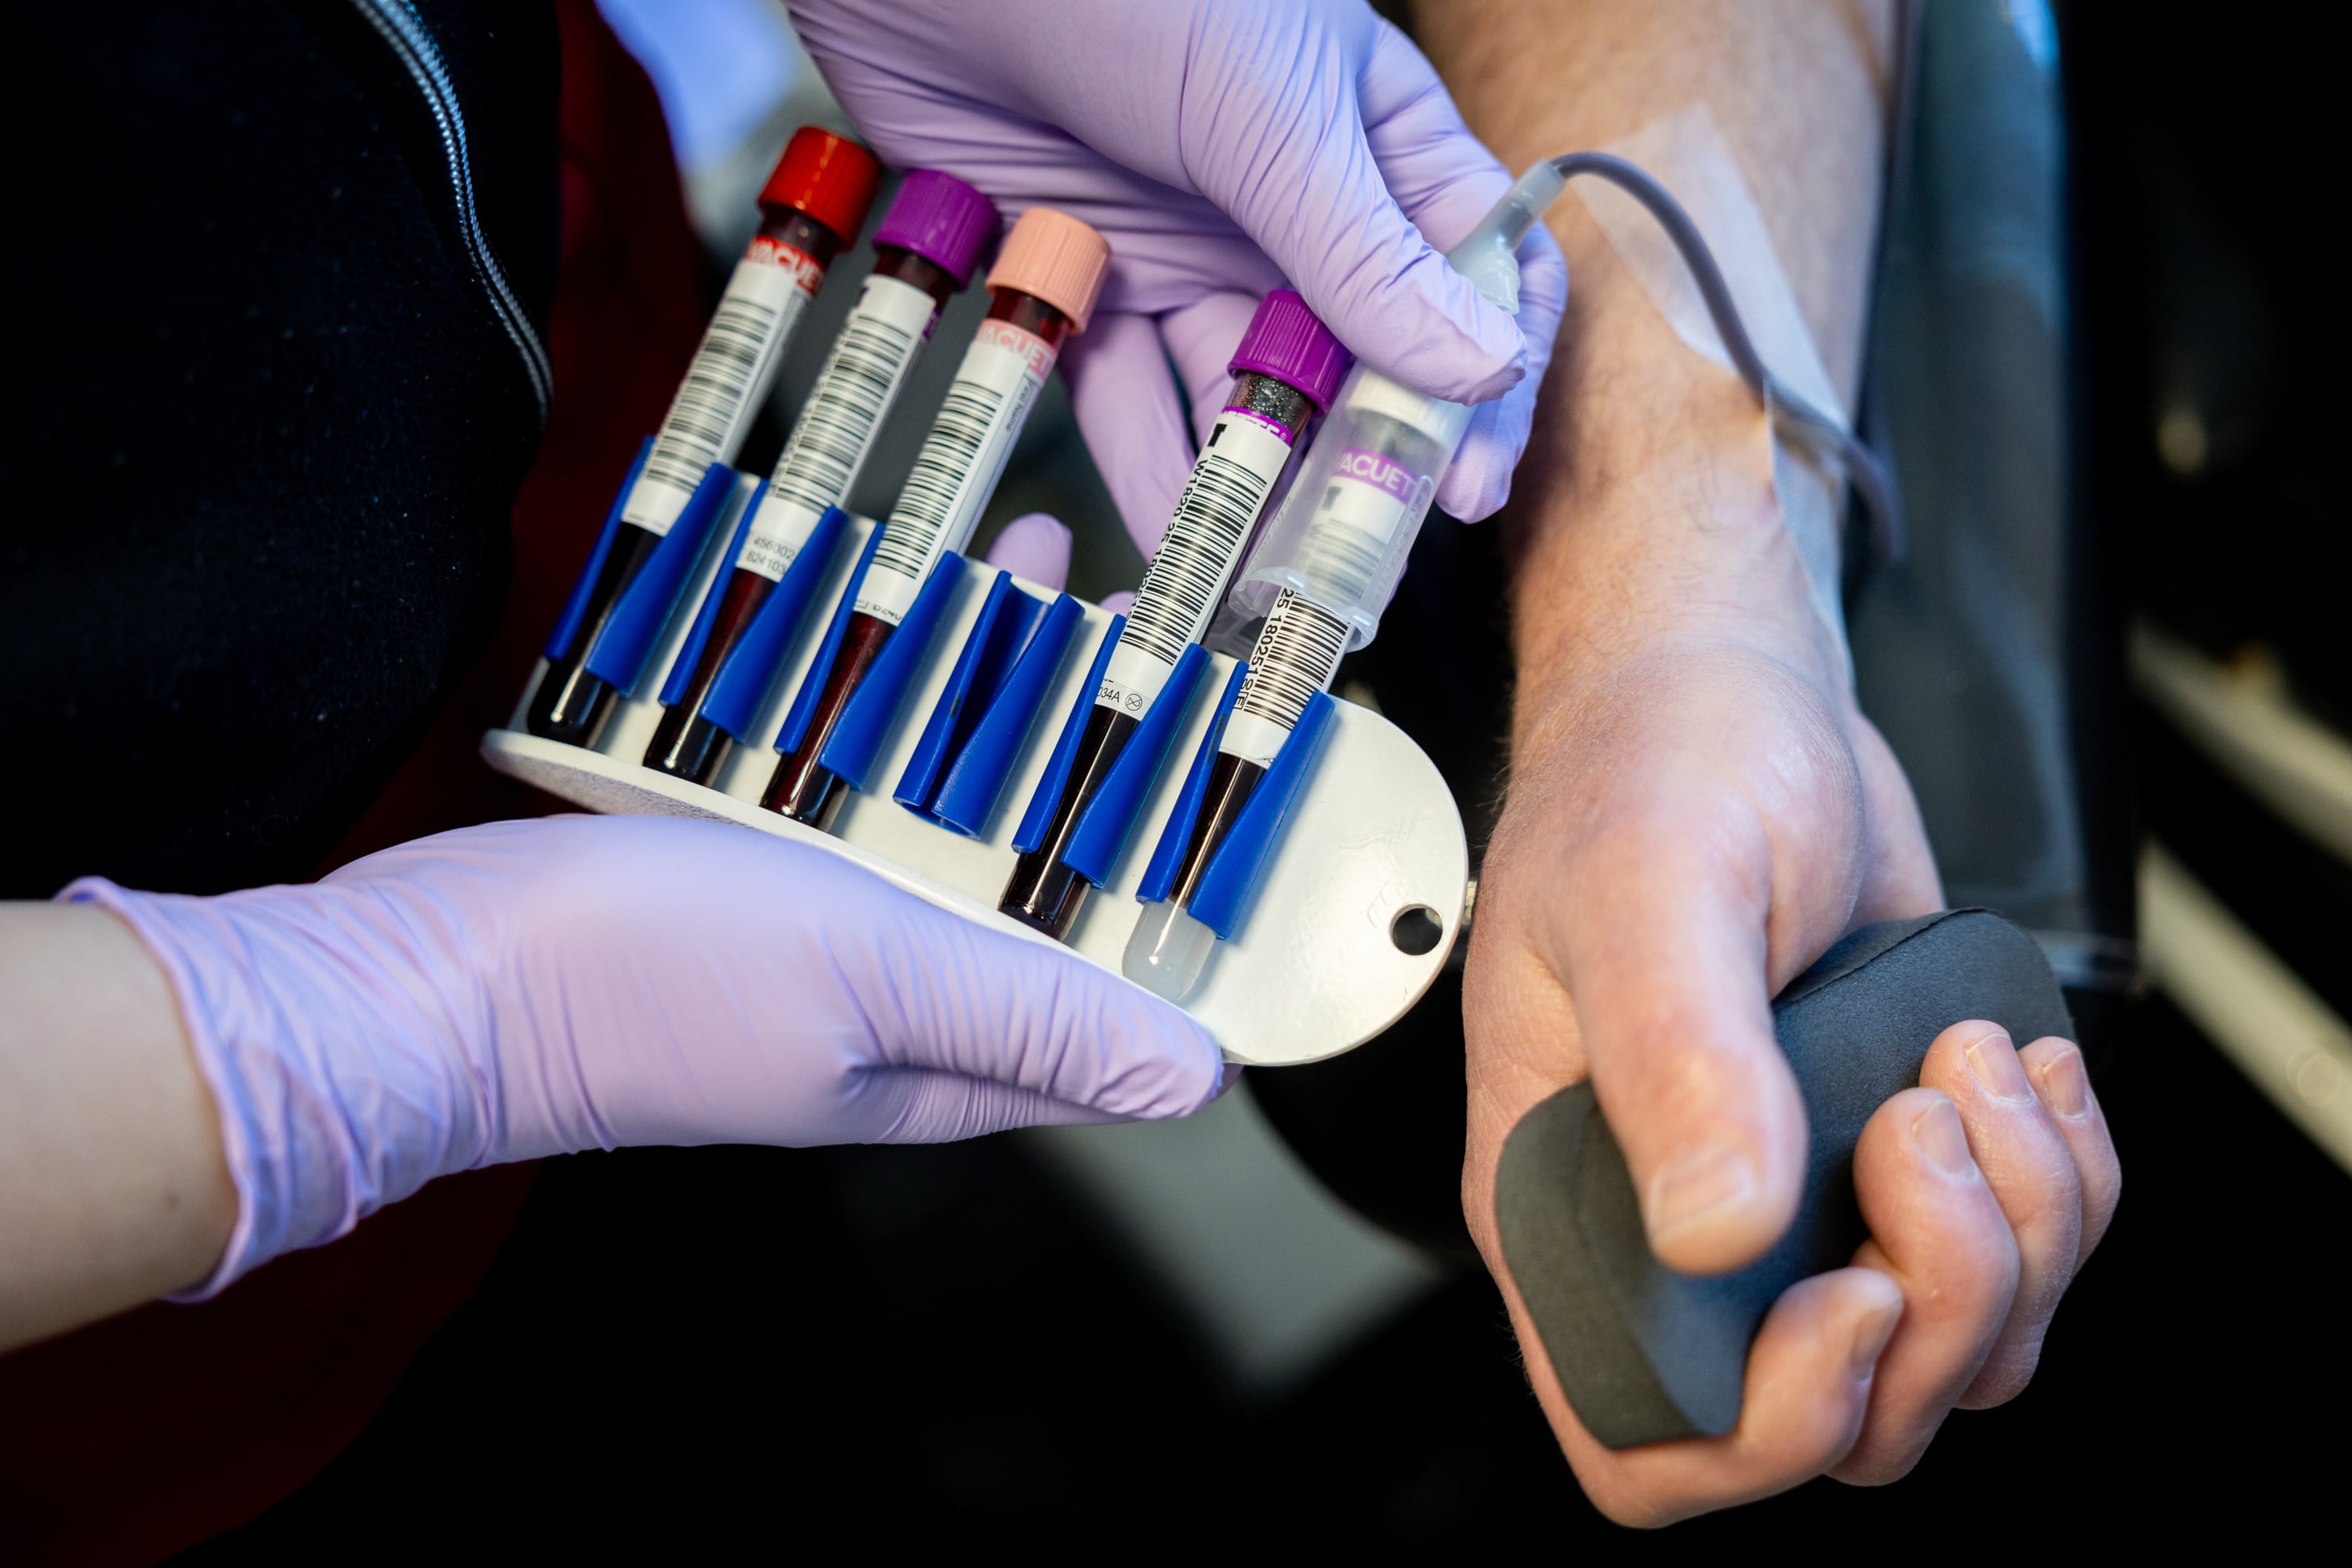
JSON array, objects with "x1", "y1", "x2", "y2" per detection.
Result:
[
  {"x1": 1434, "y1": 387, "x2": 1536, "y2": 522},
  {"x1": 1109, "y1": 1007, "x2": 1227, "y2": 1123},
  {"x1": 982, "y1": 511, "x2": 1073, "y2": 591},
  {"x1": 1098, "y1": 589, "x2": 1137, "y2": 617}
]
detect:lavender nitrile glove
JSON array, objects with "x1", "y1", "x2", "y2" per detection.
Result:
[
  {"x1": 65, "y1": 815, "x2": 1223, "y2": 1295},
  {"x1": 786, "y1": 0, "x2": 1567, "y2": 547}
]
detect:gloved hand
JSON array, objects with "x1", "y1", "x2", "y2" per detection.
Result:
[
  {"x1": 67, "y1": 811, "x2": 1225, "y2": 1296},
  {"x1": 786, "y1": 0, "x2": 1568, "y2": 549}
]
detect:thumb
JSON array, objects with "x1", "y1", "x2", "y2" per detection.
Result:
[
  {"x1": 982, "y1": 510, "x2": 1073, "y2": 593},
  {"x1": 845, "y1": 889, "x2": 1228, "y2": 1129},
  {"x1": 1549, "y1": 808, "x2": 1811, "y2": 1275},
  {"x1": 1185, "y1": 20, "x2": 1526, "y2": 405}
]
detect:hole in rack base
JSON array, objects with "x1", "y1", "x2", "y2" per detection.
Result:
[{"x1": 1390, "y1": 905, "x2": 1443, "y2": 956}]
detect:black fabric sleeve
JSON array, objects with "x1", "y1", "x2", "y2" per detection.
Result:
[{"x1": 0, "y1": 0, "x2": 556, "y2": 896}]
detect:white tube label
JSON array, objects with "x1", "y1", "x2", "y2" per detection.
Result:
[
  {"x1": 1286, "y1": 447, "x2": 1432, "y2": 608},
  {"x1": 1098, "y1": 411, "x2": 1296, "y2": 717},
  {"x1": 738, "y1": 272, "x2": 938, "y2": 581},
  {"x1": 623, "y1": 235, "x2": 825, "y2": 536},
  {"x1": 856, "y1": 318, "x2": 1053, "y2": 625},
  {"x1": 1222, "y1": 588, "x2": 1351, "y2": 767}
]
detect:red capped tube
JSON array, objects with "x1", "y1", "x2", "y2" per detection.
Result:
[{"x1": 528, "y1": 127, "x2": 881, "y2": 748}]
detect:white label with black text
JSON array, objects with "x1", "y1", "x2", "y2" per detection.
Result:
[
  {"x1": 1221, "y1": 588, "x2": 1351, "y2": 767},
  {"x1": 622, "y1": 236, "x2": 823, "y2": 535},
  {"x1": 738, "y1": 273, "x2": 938, "y2": 580},
  {"x1": 1282, "y1": 448, "x2": 1432, "y2": 609},
  {"x1": 855, "y1": 318, "x2": 1052, "y2": 624},
  {"x1": 1098, "y1": 412, "x2": 1294, "y2": 717}
]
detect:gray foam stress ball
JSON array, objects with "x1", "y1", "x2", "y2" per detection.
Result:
[{"x1": 1495, "y1": 909, "x2": 2074, "y2": 1450}]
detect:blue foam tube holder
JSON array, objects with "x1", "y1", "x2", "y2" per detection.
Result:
[
  {"x1": 775, "y1": 524, "x2": 883, "y2": 757},
  {"x1": 929, "y1": 591, "x2": 1085, "y2": 837},
  {"x1": 1136, "y1": 659, "x2": 1250, "y2": 906},
  {"x1": 700, "y1": 504, "x2": 851, "y2": 742},
  {"x1": 545, "y1": 436, "x2": 652, "y2": 660},
  {"x1": 1186, "y1": 690, "x2": 1339, "y2": 941},
  {"x1": 584, "y1": 462, "x2": 739, "y2": 696},
  {"x1": 817, "y1": 554, "x2": 967, "y2": 793},
  {"x1": 1013, "y1": 615, "x2": 1126, "y2": 855},
  {"x1": 893, "y1": 572, "x2": 1036, "y2": 818},
  {"x1": 1061, "y1": 643, "x2": 1212, "y2": 889},
  {"x1": 659, "y1": 480, "x2": 765, "y2": 706}
]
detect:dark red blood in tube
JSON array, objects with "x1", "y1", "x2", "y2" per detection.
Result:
[
  {"x1": 1167, "y1": 750, "x2": 1266, "y2": 913},
  {"x1": 997, "y1": 705, "x2": 1137, "y2": 938},
  {"x1": 528, "y1": 130, "x2": 875, "y2": 748},
  {"x1": 760, "y1": 286, "x2": 1076, "y2": 824},
  {"x1": 644, "y1": 241, "x2": 964, "y2": 783}
]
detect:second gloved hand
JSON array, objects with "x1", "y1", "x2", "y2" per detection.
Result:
[
  {"x1": 786, "y1": 0, "x2": 1567, "y2": 544},
  {"x1": 69, "y1": 814, "x2": 1225, "y2": 1296}
]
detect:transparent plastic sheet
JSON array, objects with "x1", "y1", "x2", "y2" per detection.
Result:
[{"x1": 1577, "y1": 105, "x2": 1855, "y2": 673}]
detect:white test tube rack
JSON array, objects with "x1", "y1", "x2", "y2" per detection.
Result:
[{"x1": 483, "y1": 471, "x2": 1468, "y2": 1067}]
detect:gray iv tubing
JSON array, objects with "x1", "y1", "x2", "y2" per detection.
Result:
[{"x1": 1544, "y1": 151, "x2": 1903, "y2": 561}]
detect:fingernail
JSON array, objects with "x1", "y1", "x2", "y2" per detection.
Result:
[
  {"x1": 2034, "y1": 1044, "x2": 2091, "y2": 1118},
  {"x1": 1963, "y1": 1030, "x2": 2034, "y2": 1104},
  {"x1": 1849, "y1": 1291, "x2": 1903, "y2": 1377},
  {"x1": 1646, "y1": 1142, "x2": 1759, "y2": 1248},
  {"x1": 1911, "y1": 1096, "x2": 1977, "y2": 1179}
]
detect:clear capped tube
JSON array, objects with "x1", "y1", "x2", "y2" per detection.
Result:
[{"x1": 1225, "y1": 159, "x2": 1563, "y2": 649}]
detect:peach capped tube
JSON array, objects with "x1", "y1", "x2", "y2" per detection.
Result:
[{"x1": 761, "y1": 206, "x2": 1112, "y2": 826}]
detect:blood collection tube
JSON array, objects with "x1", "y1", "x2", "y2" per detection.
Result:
[
  {"x1": 528, "y1": 127, "x2": 881, "y2": 747},
  {"x1": 644, "y1": 171, "x2": 1000, "y2": 783},
  {"x1": 997, "y1": 290, "x2": 1348, "y2": 940},
  {"x1": 760, "y1": 207, "x2": 1111, "y2": 825},
  {"x1": 1123, "y1": 179, "x2": 1549, "y2": 999}
]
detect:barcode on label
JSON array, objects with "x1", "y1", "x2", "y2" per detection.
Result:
[
  {"x1": 871, "y1": 377, "x2": 1009, "y2": 581},
  {"x1": 768, "y1": 295, "x2": 923, "y2": 515},
  {"x1": 1234, "y1": 590, "x2": 1351, "y2": 734},
  {"x1": 636, "y1": 292, "x2": 783, "y2": 506},
  {"x1": 1123, "y1": 445, "x2": 1280, "y2": 670}
]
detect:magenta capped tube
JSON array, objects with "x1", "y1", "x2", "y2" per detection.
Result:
[{"x1": 996, "y1": 289, "x2": 1348, "y2": 941}]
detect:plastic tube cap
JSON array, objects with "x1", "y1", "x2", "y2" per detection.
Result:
[
  {"x1": 986, "y1": 208, "x2": 1112, "y2": 333},
  {"x1": 873, "y1": 170, "x2": 1000, "y2": 289},
  {"x1": 759, "y1": 126, "x2": 883, "y2": 243},
  {"x1": 1228, "y1": 288, "x2": 1352, "y2": 412}
]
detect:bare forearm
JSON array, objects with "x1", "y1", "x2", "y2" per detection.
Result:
[
  {"x1": 1417, "y1": 0, "x2": 1895, "y2": 707},
  {"x1": 0, "y1": 903, "x2": 235, "y2": 1351}
]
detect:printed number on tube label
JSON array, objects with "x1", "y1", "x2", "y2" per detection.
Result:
[
  {"x1": 857, "y1": 318, "x2": 1053, "y2": 625},
  {"x1": 1222, "y1": 589, "x2": 1352, "y2": 768},
  {"x1": 1099, "y1": 412, "x2": 1295, "y2": 716},
  {"x1": 1284, "y1": 448, "x2": 1434, "y2": 608},
  {"x1": 738, "y1": 274, "x2": 938, "y2": 580},
  {"x1": 623, "y1": 238, "x2": 824, "y2": 536}
]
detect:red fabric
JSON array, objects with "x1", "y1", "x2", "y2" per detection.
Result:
[{"x1": 0, "y1": 5, "x2": 707, "y2": 1560}]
